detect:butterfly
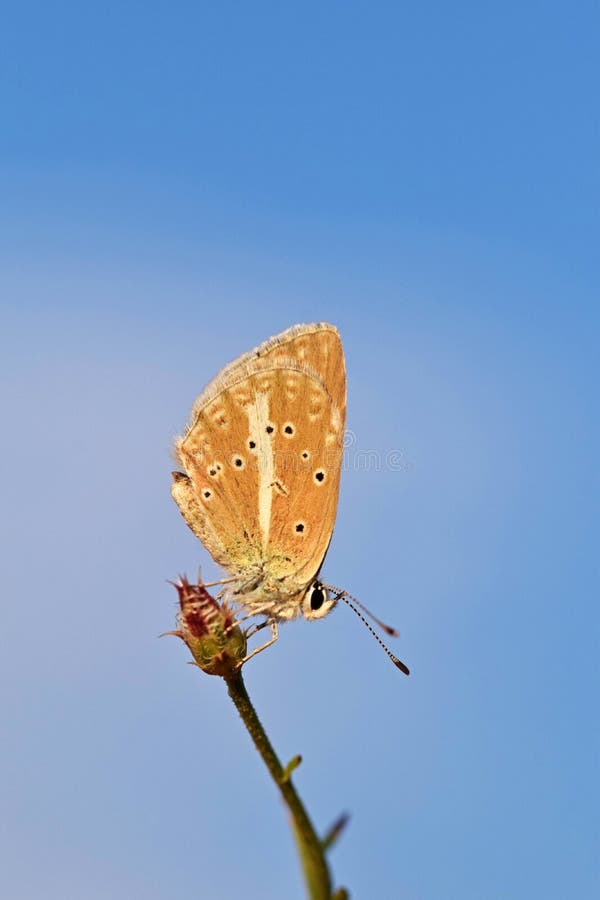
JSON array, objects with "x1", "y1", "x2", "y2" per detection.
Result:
[{"x1": 171, "y1": 322, "x2": 409, "y2": 672}]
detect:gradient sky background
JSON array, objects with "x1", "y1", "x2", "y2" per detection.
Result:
[{"x1": 1, "y1": 3, "x2": 598, "y2": 899}]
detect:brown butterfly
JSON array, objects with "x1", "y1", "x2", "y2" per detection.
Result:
[{"x1": 171, "y1": 322, "x2": 408, "y2": 672}]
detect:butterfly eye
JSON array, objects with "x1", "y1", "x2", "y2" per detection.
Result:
[
  {"x1": 301, "y1": 582, "x2": 336, "y2": 621},
  {"x1": 310, "y1": 586, "x2": 324, "y2": 610}
]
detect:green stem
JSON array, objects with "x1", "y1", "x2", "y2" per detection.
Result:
[{"x1": 225, "y1": 670, "x2": 334, "y2": 900}]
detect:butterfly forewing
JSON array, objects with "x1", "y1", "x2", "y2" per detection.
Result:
[{"x1": 265, "y1": 367, "x2": 345, "y2": 587}]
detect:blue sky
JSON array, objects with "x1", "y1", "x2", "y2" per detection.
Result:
[{"x1": 1, "y1": 3, "x2": 598, "y2": 898}]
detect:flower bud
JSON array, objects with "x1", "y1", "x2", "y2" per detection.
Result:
[{"x1": 170, "y1": 575, "x2": 246, "y2": 676}]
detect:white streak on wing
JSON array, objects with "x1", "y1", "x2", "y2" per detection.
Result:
[{"x1": 246, "y1": 390, "x2": 272, "y2": 542}]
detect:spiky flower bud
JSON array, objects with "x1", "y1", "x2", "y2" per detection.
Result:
[{"x1": 170, "y1": 575, "x2": 247, "y2": 676}]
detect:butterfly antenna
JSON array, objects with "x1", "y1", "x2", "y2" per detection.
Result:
[
  {"x1": 324, "y1": 584, "x2": 399, "y2": 637},
  {"x1": 325, "y1": 586, "x2": 410, "y2": 675}
]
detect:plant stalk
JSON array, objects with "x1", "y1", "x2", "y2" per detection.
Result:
[{"x1": 225, "y1": 670, "x2": 334, "y2": 900}]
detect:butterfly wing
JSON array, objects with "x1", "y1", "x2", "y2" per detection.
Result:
[
  {"x1": 172, "y1": 368, "x2": 267, "y2": 577},
  {"x1": 263, "y1": 363, "x2": 345, "y2": 589},
  {"x1": 172, "y1": 323, "x2": 346, "y2": 610},
  {"x1": 188, "y1": 322, "x2": 344, "y2": 421}
]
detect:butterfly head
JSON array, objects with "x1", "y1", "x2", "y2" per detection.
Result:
[{"x1": 301, "y1": 580, "x2": 338, "y2": 621}]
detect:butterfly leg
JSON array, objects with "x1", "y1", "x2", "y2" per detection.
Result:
[
  {"x1": 244, "y1": 619, "x2": 270, "y2": 640},
  {"x1": 202, "y1": 576, "x2": 239, "y2": 589},
  {"x1": 238, "y1": 619, "x2": 278, "y2": 667}
]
